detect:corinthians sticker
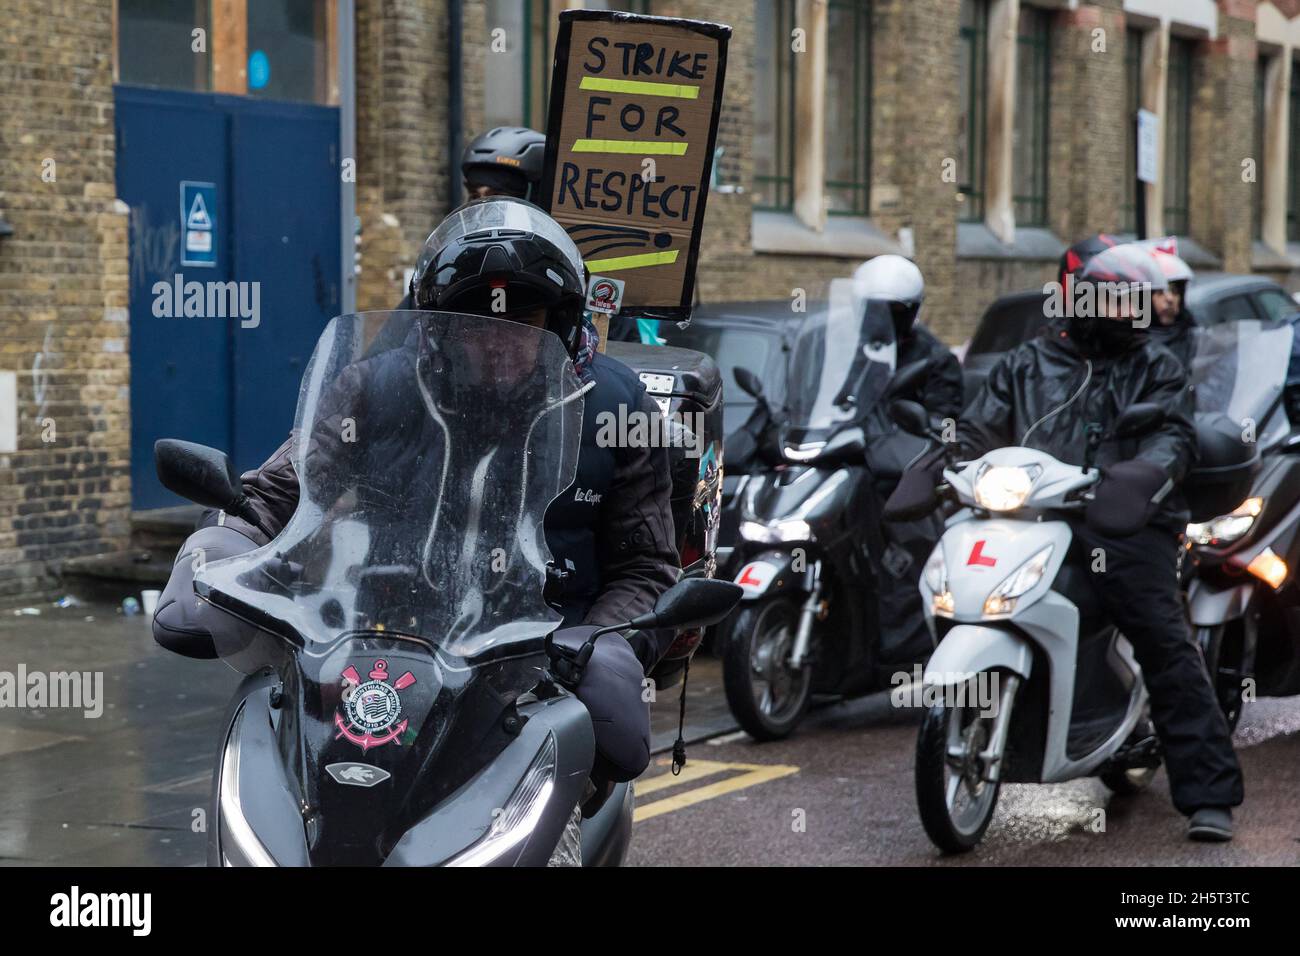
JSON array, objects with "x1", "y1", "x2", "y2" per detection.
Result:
[{"x1": 335, "y1": 659, "x2": 417, "y2": 752}]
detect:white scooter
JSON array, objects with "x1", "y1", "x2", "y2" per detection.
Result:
[{"x1": 891, "y1": 400, "x2": 1168, "y2": 853}]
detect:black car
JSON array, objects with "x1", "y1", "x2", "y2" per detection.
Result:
[
  {"x1": 1183, "y1": 273, "x2": 1298, "y2": 326},
  {"x1": 660, "y1": 300, "x2": 801, "y2": 437}
]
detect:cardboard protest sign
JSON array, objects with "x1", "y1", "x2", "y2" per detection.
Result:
[{"x1": 539, "y1": 10, "x2": 731, "y2": 323}]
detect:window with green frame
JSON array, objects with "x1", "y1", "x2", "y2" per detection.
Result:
[
  {"x1": 1121, "y1": 28, "x2": 1143, "y2": 233},
  {"x1": 824, "y1": 0, "x2": 872, "y2": 215},
  {"x1": 118, "y1": 0, "x2": 212, "y2": 91},
  {"x1": 753, "y1": 0, "x2": 796, "y2": 211},
  {"x1": 1289, "y1": 57, "x2": 1300, "y2": 242},
  {"x1": 1163, "y1": 36, "x2": 1193, "y2": 236},
  {"x1": 483, "y1": 0, "x2": 528, "y2": 129},
  {"x1": 1012, "y1": 6, "x2": 1051, "y2": 227},
  {"x1": 957, "y1": 0, "x2": 988, "y2": 222}
]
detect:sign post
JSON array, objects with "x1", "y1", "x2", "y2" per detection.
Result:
[{"x1": 539, "y1": 10, "x2": 731, "y2": 328}]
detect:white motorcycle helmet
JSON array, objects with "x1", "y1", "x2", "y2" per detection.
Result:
[{"x1": 853, "y1": 254, "x2": 925, "y2": 339}]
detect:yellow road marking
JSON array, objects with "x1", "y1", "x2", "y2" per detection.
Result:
[
  {"x1": 634, "y1": 760, "x2": 799, "y2": 822},
  {"x1": 571, "y1": 139, "x2": 689, "y2": 155},
  {"x1": 579, "y1": 76, "x2": 700, "y2": 99},
  {"x1": 584, "y1": 249, "x2": 679, "y2": 272},
  {"x1": 634, "y1": 759, "x2": 735, "y2": 796}
]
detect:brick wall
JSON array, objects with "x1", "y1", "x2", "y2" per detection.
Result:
[
  {"x1": 1047, "y1": 1, "x2": 1127, "y2": 241},
  {"x1": 1189, "y1": 4, "x2": 1257, "y2": 273},
  {"x1": 0, "y1": 2, "x2": 131, "y2": 602},
  {"x1": 632, "y1": 0, "x2": 964, "y2": 338},
  {"x1": 355, "y1": 0, "x2": 454, "y2": 311},
  {"x1": 421, "y1": 1, "x2": 1276, "y2": 346}
]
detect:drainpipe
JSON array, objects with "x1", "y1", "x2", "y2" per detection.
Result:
[
  {"x1": 338, "y1": 0, "x2": 357, "y2": 313},
  {"x1": 447, "y1": 0, "x2": 465, "y2": 215}
]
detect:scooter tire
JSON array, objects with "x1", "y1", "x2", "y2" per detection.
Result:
[
  {"x1": 722, "y1": 598, "x2": 811, "y2": 741},
  {"x1": 915, "y1": 699, "x2": 1001, "y2": 854},
  {"x1": 1196, "y1": 623, "x2": 1247, "y2": 735}
]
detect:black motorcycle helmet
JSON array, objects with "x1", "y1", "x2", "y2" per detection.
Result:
[
  {"x1": 1059, "y1": 232, "x2": 1121, "y2": 285},
  {"x1": 461, "y1": 127, "x2": 546, "y2": 201},
  {"x1": 1070, "y1": 244, "x2": 1168, "y2": 356},
  {"x1": 410, "y1": 197, "x2": 587, "y2": 357}
]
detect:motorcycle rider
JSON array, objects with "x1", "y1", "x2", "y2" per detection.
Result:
[
  {"x1": 852, "y1": 255, "x2": 964, "y2": 419},
  {"x1": 887, "y1": 242, "x2": 1243, "y2": 841},
  {"x1": 853, "y1": 255, "x2": 964, "y2": 665},
  {"x1": 400, "y1": 126, "x2": 657, "y2": 345},
  {"x1": 154, "y1": 197, "x2": 680, "y2": 786},
  {"x1": 461, "y1": 126, "x2": 546, "y2": 201},
  {"x1": 1150, "y1": 248, "x2": 1196, "y2": 370}
]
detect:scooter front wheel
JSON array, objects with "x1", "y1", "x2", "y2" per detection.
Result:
[
  {"x1": 722, "y1": 597, "x2": 812, "y2": 741},
  {"x1": 914, "y1": 681, "x2": 1007, "y2": 853},
  {"x1": 1195, "y1": 623, "x2": 1248, "y2": 734}
]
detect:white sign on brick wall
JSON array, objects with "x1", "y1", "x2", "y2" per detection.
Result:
[
  {"x1": 1137, "y1": 109, "x2": 1159, "y2": 185},
  {"x1": 0, "y1": 372, "x2": 16, "y2": 453}
]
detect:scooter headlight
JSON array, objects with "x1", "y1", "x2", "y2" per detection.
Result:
[
  {"x1": 218, "y1": 705, "x2": 276, "y2": 867},
  {"x1": 982, "y1": 545, "x2": 1053, "y2": 618},
  {"x1": 923, "y1": 546, "x2": 953, "y2": 617},
  {"x1": 446, "y1": 732, "x2": 557, "y2": 867},
  {"x1": 1186, "y1": 497, "x2": 1263, "y2": 547},
  {"x1": 973, "y1": 464, "x2": 1041, "y2": 512}
]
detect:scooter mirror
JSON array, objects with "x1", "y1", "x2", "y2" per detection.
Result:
[
  {"x1": 629, "y1": 578, "x2": 743, "y2": 631},
  {"x1": 733, "y1": 366, "x2": 764, "y2": 399},
  {"x1": 1111, "y1": 402, "x2": 1165, "y2": 440},
  {"x1": 890, "y1": 399, "x2": 931, "y2": 438},
  {"x1": 154, "y1": 439, "x2": 243, "y2": 511}
]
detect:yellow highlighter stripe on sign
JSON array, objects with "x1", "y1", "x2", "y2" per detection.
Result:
[
  {"x1": 571, "y1": 139, "x2": 689, "y2": 156},
  {"x1": 578, "y1": 76, "x2": 701, "y2": 99},
  {"x1": 584, "y1": 250, "x2": 679, "y2": 272}
]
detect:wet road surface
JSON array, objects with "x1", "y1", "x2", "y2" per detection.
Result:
[
  {"x1": 629, "y1": 691, "x2": 1300, "y2": 866},
  {"x1": 2, "y1": 599, "x2": 1297, "y2": 866}
]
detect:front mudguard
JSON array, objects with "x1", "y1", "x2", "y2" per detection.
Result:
[
  {"x1": 1187, "y1": 577, "x2": 1255, "y2": 628},
  {"x1": 732, "y1": 549, "x2": 812, "y2": 602},
  {"x1": 580, "y1": 780, "x2": 634, "y2": 867},
  {"x1": 923, "y1": 625, "x2": 1033, "y2": 686}
]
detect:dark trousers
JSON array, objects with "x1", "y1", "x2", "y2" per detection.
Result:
[{"x1": 1072, "y1": 521, "x2": 1244, "y2": 814}]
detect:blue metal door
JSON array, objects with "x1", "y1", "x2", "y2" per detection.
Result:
[
  {"x1": 115, "y1": 87, "x2": 340, "y2": 509},
  {"x1": 230, "y1": 101, "x2": 340, "y2": 469}
]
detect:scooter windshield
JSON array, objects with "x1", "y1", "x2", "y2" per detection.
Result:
[
  {"x1": 198, "y1": 310, "x2": 582, "y2": 665},
  {"x1": 1190, "y1": 318, "x2": 1293, "y2": 448},
  {"x1": 784, "y1": 278, "x2": 897, "y2": 430},
  {"x1": 195, "y1": 312, "x2": 584, "y2": 862}
]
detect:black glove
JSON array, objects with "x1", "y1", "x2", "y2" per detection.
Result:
[
  {"x1": 883, "y1": 446, "x2": 948, "y2": 522},
  {"x1": 549, "y1": 626, "x2": 650, "y2": 782},
  {"x1": 1085, "y1": 459, "x2": 1169, "y2": 537},
  {"x1": 153, "y1": 524, "x2": 259, "y2": 659}
]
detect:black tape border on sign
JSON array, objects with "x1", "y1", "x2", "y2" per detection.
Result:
[{"x1": 539, "y1": 9, "x2": 732, "y2": 326}]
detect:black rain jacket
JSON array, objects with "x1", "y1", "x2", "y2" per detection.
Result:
[{"x1": 957, "y1": 322, "x2": 1197, "y2": 532}]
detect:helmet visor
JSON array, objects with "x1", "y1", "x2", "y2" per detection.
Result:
[
  {"x1": 1079, "y1": 244, "x2": 1168, "y2": 290},
  {"x1": 424, "y1": 198, "x2": 584, "y2": 282}
]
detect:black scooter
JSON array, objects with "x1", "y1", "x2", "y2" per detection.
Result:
[
  {"x1": 1182, "y1": 319, "x2": 1300, "y2": 730},
  {"x1": 716, "y1": 287, "x2": 935, "y2": 739},
  {"x1": 153, "y1": 310, "x2": 740, "y2": 866}
]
